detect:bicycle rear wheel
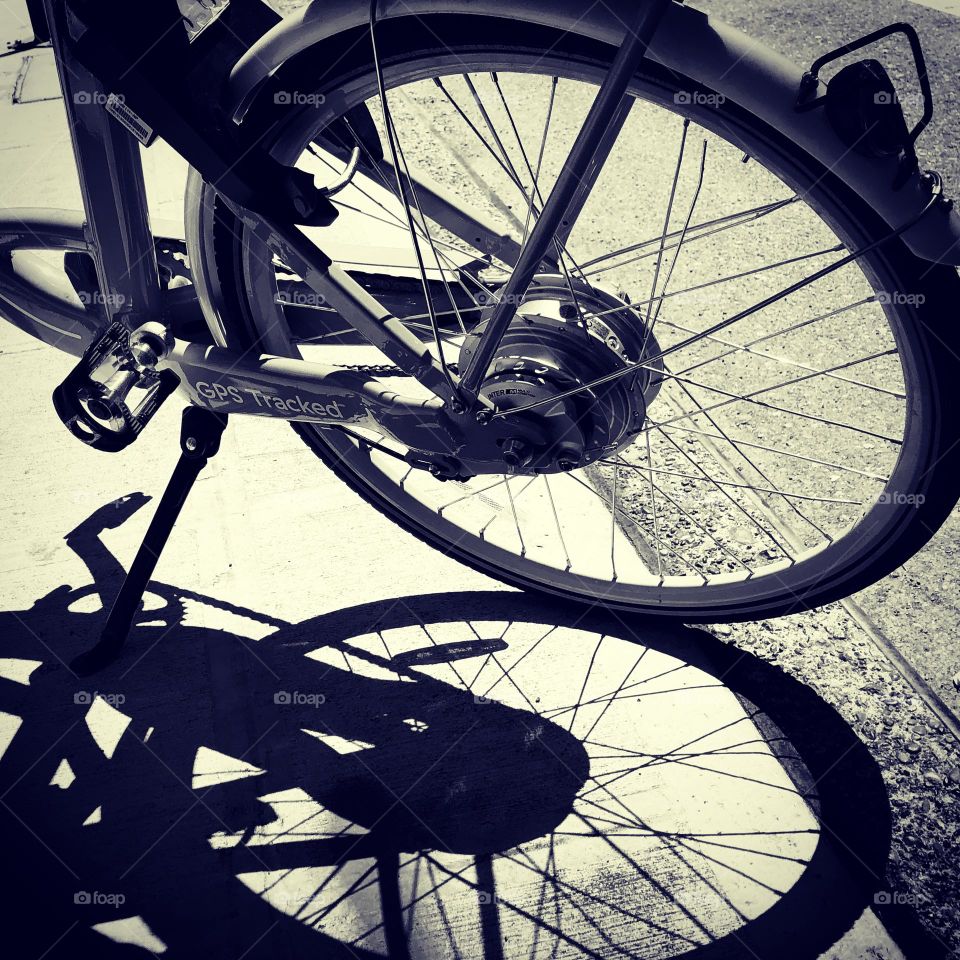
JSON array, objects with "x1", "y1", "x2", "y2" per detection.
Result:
[{"x1": 187, "y1": 16, "x2": 960, "y2": 619}]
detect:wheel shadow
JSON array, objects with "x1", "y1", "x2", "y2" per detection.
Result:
[{"x1": 0, "y1": 495, "x2": 901, "y2": 959}]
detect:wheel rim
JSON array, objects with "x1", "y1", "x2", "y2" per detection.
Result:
[{"x1": 210, "y1": 43, "x2": 934, "y2": 613}]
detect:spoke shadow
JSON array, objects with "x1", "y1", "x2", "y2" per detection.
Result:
[{"x1": 0, "y1": 496, "x2": 907, "y2": 959}]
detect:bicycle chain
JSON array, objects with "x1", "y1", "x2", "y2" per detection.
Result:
[
  {"x1": 331, "y1": 362, "x2": 404, "y2": 377},
  {"x1": 331, "y1": 363, "x2": 461, "y2": 377}
]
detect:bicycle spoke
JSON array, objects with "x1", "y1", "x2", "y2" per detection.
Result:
[
  {"x1": 664, "y1": 294, "x2": 873, "y2": 361},
  {"x1": 368, "y1": 27, "x2": 460, "y2": 391},
  {"x1": 663, "y1": 303, "x2": 903, "y2": 397},
  {"x1": 437, "y1": 476, "x2": 510, "y2": 516},
  {"x1": 392, "y1": 133, "x2": 471, "y2": 335},
  {"x1": 647, "y1": 137, "x2": 708, "y2": 334},
  {"x1": 458, "y1": 70, "x2": 592, "y2": 337},
  {"x1": 489, "y1": 239, "x2": 878, "y2": 419},
  {"x1": 309, "y1": 146, "x2": 485, "y2": 318},
  {"x1": 580, "y1": 197, "x2": 799, "y2": 274},
  {"x1": 477, "y1": 475, "x2": 536, "y2": 548},
  {"x1": 581, "y1": 243, "x2": 845, "y2": 328},
  {"x1": 523, "y1": 77, "x2": 558, "y2": 247},
  {"x1": 610, "y1": 457, "x2": 620, "y2": 581},
  {"x1": 601, "y1": 460, "x2": 862, "y2": 506},
  {"x1": 489, "y1": 72, "x2": 594, "y2": 333},
  {"x1": 464, "y1": 74, "x2": 526, "y2": 193},
  {"x1": 504, "y1": 475, "x2": 528, "y2": 557},
  {"x1": 644, "y1": 119, "x2": 689, "y2": 330},
  {"x1": 651, "y1": 350, "x2": 902, "y2": 443},
  {"x1": 433, "y1": 77, "x2": 533, "y2": 217},
  {"x1": 648, "y1": 477, "x2": 755, "y2": 573},
  {"x1": 662, "y1": 368, "x2": 834, "y2": 541},
  {"x1": 656, "y1": 421, "x2": 887, "y2": 481},
  {"x1": 542, "y1": 474, "x2": 573, "y2": 572},
  {"x1": 566, "y1": 471, "x2": 707, "y2": 580},
  {"x1": 650, "y1": 425, "x2": 798, "y2": 562},
  {"x1": 327, "y1": 121, "x2": 506, "y2": 323},
  {"x1": 312, "y1": 141, "x2": 490, "y2": 271}
]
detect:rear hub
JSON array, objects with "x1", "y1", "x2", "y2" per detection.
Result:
[{"x1": 460, "y1": 275, "x2": 663, "y2": 474}]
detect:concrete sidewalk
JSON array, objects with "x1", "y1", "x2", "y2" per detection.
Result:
[{"x1": 0, "y1": 9, "x2": 935, "y2": 959}]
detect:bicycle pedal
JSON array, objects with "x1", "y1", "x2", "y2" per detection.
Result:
[{"x1": 52, "y1": 321, "x2": 179, "y2": 452}]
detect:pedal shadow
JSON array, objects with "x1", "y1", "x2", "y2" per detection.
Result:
[{"x1": 0, "y1": 496, "x2": 900, "y2": 959}]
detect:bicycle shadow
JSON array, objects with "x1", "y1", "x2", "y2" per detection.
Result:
[{"x1": 0, "y1": 495, "x2": 906, "y2": 959}]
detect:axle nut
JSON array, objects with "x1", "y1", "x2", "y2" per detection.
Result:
[{"x1": 501, "y1": 438, "x2": 533, "y2": 470}]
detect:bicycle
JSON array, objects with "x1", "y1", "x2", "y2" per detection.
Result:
[{"x1": 2, "y1": 0, "x2": 959, "y2": 673}]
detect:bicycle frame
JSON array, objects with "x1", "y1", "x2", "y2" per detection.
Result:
[
  {"x1": 2, "y1": 0, "x2": 957, "y2": 471},
  {"x1": 6, "y1": 0, "x2": 960, "y2": 673},
  {"x1": 0, "y1": 0, "x2": 674, "y2": 474}
]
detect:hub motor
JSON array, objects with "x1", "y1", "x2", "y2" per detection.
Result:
[{"x1": 460, "y1": 275, "x2": 663, "y2": 474}]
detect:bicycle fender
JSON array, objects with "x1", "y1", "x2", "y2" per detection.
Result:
[{"x1": 226, "y1": 0, "x2": 960, "y2": 266}]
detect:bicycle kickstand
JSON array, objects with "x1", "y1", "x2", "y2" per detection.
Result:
[{"x1": 70, "y1": 406, "x2": 228, "y2": 676}]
